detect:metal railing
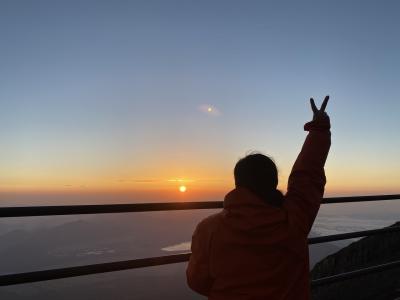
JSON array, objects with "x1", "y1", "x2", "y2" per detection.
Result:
[
  {"x1": 0, "y1": 194, "x2": 399, "y2": 287},
  {"x1": 2, "y1": 194, "x2": 399, "y2": 218}
]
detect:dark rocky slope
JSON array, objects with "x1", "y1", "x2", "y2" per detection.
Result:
[{"x1": 311, "y1": 221, "x2": 400, "y2": 300}]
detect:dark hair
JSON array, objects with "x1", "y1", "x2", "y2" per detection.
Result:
[{"x1": 234, "y1": 153, "x2": 284, "y2": 207}]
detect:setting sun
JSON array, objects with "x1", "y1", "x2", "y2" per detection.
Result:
[{"x1": 179, "y1": 185, "x2": 187, "y2": 193}]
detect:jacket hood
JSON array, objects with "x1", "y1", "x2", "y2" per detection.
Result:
[{"x1": 222, "y1": 187, "x2": 287, "y2": 232}]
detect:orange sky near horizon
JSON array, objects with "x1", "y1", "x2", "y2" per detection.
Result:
[{"x1": 1, "y1": 161, "x2": 398, "y2": 202}]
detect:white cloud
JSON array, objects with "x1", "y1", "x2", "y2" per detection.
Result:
[{"x1": 161, "y1": 242, "x2": 191, "y2": 252}]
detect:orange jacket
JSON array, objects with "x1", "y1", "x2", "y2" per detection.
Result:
[{"x1": 186, "y1": 119, "x2": 331, "y2": 300}]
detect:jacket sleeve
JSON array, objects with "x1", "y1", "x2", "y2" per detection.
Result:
[
  {"x1": 186, "y1": 222, "x2": 213, "y2": 296},
  {"x1": 284, "y1": 117, "x2": 331, "y2": 235}
]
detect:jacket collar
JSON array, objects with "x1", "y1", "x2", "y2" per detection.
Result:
[
  {"x1": 222, "y1": 187, "x2": 286, "y2": 230},
  {"x1": 224, "y1": 187, "x2": 268, "y2": 209}
]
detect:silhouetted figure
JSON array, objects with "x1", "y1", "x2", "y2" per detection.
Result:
[{"x1": 187, "y1": 96, "x2": 331, "y2": 299}]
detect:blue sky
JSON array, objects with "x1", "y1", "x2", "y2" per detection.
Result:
[{"x1": 0, "y1": 0, "x2": 399, "y2": 198}]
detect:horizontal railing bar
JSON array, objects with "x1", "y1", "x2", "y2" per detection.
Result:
[
  {"x1": 0, "y1": 194, "x2": 399, "y2": 218},
  {"x1": 311, "y1": 260, "x2": 400, "y2": 287},
  {"x1": 308, "y1": 225, "x2": 400, "y2": 244},
  {"x1": 321, "y1": 194, "x2": 400, "y2": 204},
  {"x1": 1, "y1": 225, "x2": 399, "y2": 286},
  {"x1": 0, "y1": 253, "x2": 191, "y2": 286},
  {"x1": 0, "y1": 201, "x2": 223, "y2": 218}
]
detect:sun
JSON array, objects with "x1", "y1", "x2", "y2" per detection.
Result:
[
  {"x1": 179, "y1": 185, "x2": 187, "y2": 193},
  {"x1": 207, "y1": 107, "x2": 212, "y2": 112}
]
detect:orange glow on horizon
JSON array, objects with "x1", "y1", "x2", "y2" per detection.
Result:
[
  {"x1": 1, "y1": 176, "x2": 398, "y2": 195},
  {"x1": 1, "y1": 162, "x2": 399, "y2": 201}
]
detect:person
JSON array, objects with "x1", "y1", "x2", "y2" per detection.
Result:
[{"x1": 186, "y1": 96, "x2": 331, "y2": 300}]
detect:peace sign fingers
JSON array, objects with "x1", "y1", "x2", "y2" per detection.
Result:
[{"x1": 310, "y1": 95, "x2": 329, "y2": 113}]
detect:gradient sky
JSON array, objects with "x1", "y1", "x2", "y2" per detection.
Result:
[{"x1": 1, "y1": 1, "x2": 399, "y2": 202}]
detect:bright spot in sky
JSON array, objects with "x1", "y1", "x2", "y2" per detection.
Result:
[
  {"x1": 179, "y1": 185, "x2": 187, "y2": 192},
  {"x1": 198, "y1": 104, "x2": 221, "y2": 116}
]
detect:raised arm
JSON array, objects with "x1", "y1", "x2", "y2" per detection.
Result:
[{"x1": 284, "y1": 96, "x2": 331, "y2": 234}]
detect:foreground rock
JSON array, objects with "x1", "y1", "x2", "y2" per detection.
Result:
[{"x1": 311, "y1": 221, "x2": 400, "y2": 300}]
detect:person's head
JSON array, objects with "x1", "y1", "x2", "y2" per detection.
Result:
[{"x1": 234, "y1": 153, "x2": 283, "y2": 206}]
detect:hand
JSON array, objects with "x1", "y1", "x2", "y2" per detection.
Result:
[{"x1": 310, "y1": 95, "x2": 329, "y2": 121}]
